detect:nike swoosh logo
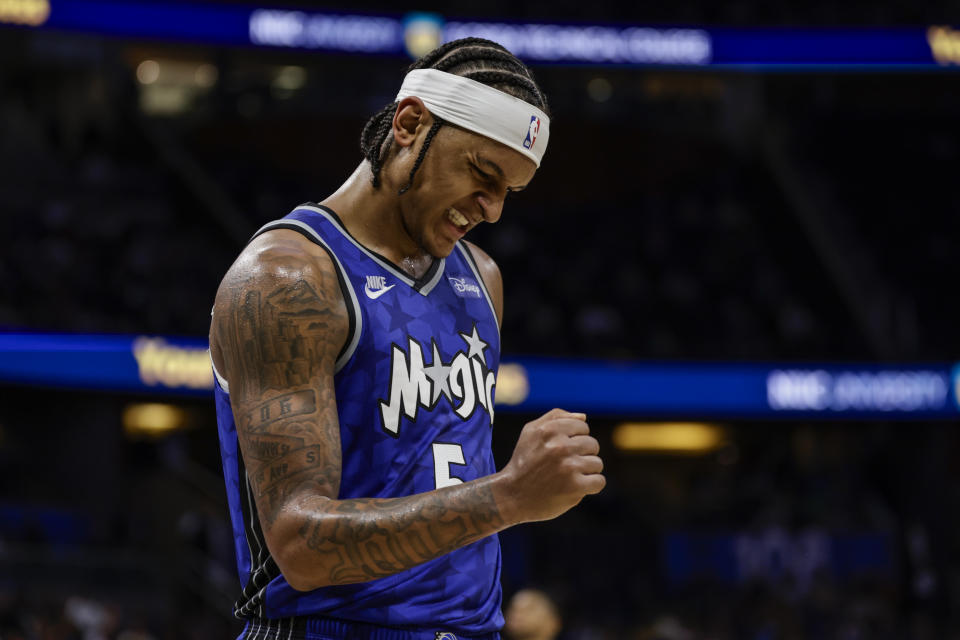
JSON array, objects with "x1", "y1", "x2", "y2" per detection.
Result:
[{"x1": 364, "y1": 283, "x2": 396, "y2": 300}]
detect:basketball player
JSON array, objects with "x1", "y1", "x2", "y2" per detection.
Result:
[{"x1": 209, "y1": 38, "x2": 605, "y2": 639}]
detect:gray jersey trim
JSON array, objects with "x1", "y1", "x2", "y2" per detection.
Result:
[
  {"x1": 287, "y1": 204, "x2": 447, "y2": 296},
  {"x1": 209, "y1": 350, "x2": 230, "y2": 393},
  {"x1": 418, "y1": 254, "x2": 447, "y2": 295},
  {"x1": 254, "y1": 218, "x2": 363, "y2": 373}
]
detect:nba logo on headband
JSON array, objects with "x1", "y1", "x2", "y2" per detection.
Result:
[{"x1": 523, "y1": 116, "x2": 540, "y2": 150}]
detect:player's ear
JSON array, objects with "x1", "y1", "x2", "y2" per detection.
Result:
[{"x1": 392, "y1": 97, "x2": 431, "y2": 149}]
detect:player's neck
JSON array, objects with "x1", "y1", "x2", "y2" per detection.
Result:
[{"x1": 321, "y1": 162, "x2": 431, "y2": 271}]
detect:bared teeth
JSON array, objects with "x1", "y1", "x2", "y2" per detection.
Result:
[{"x1": 447, "y1": 208, "x2": 469, "y2": 227}]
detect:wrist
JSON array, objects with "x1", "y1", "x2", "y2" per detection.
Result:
[{"x1": 490, "y1": 469, "x2": 523, "y2": 527}]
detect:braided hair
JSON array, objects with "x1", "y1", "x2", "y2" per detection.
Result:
[{"x1": 360, "y1": 38, "x2": 550, "y2": 194}]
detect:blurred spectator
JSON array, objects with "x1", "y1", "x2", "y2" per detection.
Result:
[{"x1": 504, "y1": 589, "x2": 562, "y2": 640}]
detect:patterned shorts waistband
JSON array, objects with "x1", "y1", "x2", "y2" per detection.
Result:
[{"x1": 240, "y1": 616, "x2": 500, "y2": 640}]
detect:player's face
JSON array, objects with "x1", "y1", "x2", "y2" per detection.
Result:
[{"x1": 398, "y1": 124, "x2": 538, "y2": 258}]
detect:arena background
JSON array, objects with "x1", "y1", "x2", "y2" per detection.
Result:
[{"x1": 2, "y1": 1, "x2": 960, "y2": 637}]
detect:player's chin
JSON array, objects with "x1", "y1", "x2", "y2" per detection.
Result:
[
  {"x1": 427, "y1": 232, "x2": 461, "y2": 258},
  {"x1": 428, "y1": 243, "x2": 457, "y2": 259}
]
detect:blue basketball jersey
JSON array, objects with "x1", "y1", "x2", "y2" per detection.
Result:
[{"x1": 213, "y1": 204, "x2": 504, "y2": 636}]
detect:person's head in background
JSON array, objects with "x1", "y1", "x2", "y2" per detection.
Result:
[{"x1": 504, "y1": 588, "x2": 562, "y2": 640}]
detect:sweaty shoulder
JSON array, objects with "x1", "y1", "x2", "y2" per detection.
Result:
[
  {"x1": 209, "y1": 228, "x2": 350, "y2": 394},
  {"x1": 462, "y1": 240, "x2": 503, "y2": 328}
]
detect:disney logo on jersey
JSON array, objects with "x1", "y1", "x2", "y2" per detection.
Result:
[
  {"x1": 447, "y1": 275, "x2": 481, "y2": 299},
  {"x1": 364, "y1": 274, "x2": 395, "y2": 300},
  {"x1": 379, "y1": 324, "x2": 495, "y2": 437}
]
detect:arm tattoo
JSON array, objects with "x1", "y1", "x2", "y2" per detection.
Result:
[
  {"x1": 296, "y1": 479, "x2": 504, "y2": 584},
  {"x1": 214, "y1": 239, "x2": 347, "y2": 526},
  {"x1": 244, "y1": 390, "x2": 318, "y2": 434},
  {"x1": 212, "y1": 233, "x2": 505, "y2": 586}
]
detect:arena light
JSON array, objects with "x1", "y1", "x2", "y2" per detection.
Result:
[
  {"x1": 136, "y1": 60, "x2": 160, "y2": 85},
  {"x1": 0, "y1": 0, "x2": 49, "y2": 26},
  {"x1": 404, "y1": 12, "x2": 443, "y2": 58},
  {"x1": 587, "y1": 77, "x2": 613, "y2": 102},
  {"x1": 272, "y1": 65, "x2": 307, "y2": 91},
  {"x1": 495, "y1": 363, "x2": 529, "y2": 406},
  {"x1": 122, "y1": 402, "x2": 188, "y2": 439},
  {"x1": 928, "y1": 26, "x2": 960, "y2": 65},
  {"x1": 134, "y1": 58, "x2": 220, "y2": 115},
  {"x1": 194, "y1": 63, "x2": 218, "y2": 88},
  {"x1": 612, "y1": 422, "x2": 723, "y2": 453}
]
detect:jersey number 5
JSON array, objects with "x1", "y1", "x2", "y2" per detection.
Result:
[{"x1": 432, "y1": 442, "x2": 466, "y2": 488}]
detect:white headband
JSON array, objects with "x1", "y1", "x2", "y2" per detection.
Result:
[{"x1": 395, "y1": 69, "x2": 550, "y2": 168}]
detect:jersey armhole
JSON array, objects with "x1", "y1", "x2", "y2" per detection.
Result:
[
  {"x1": 457, "y1": 242, "x2": 501, "y2": 337},
  {"x1": 252, "y1": 220, "x2": 362, "y2": 372},
  {"x1": 209, "y1": 350, "x2": 230, "y2": 393}
]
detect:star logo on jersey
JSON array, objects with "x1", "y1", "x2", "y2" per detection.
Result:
[
  {"x1": 364, "y1": 275, "x2": 395, "y2": 300},
  {"x1": 459, "y1": 325, "x2": 489, "y2": 360},
  {"x1": 423, "y1": 340, "x2": 453, "y2": 404},
  {"x1": 378, "y1": 323, "x2": 495, "y2": 437}
]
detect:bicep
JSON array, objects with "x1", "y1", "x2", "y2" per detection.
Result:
[{"x1": 211, "y1": 233, "x2": 350, "y2": 527}]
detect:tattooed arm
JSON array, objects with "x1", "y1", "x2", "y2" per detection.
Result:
[{"x1": 210, "y1": 229, "x2": 604, "y2": 591}]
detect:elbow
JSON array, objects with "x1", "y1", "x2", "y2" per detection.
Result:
[
  {"x1": 266, "y1": 507, "x2": 373, "y2": 591},
  {"x1": 282, "y1": 567, "x2": 320, "y2": 593},
  {"x1": 265, "y1": 513, "x2": 328, "y2": 592},
  {"x1": 277, "y1": 548, "x2": 316, "y2": 592}
]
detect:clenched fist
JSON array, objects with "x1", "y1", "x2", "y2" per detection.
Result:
[{"x1": 493, "y1": 408, "x2": 606, "y2": 524}]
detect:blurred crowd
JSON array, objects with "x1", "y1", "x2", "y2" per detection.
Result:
[
  {"x1": 0, "y1": 592, "x2": 231, "y2": 640},
  {"x1": 2, "y1": 33, "x2": 956, "y2": 360},
  {"x1": 0, "y1": 41, "x2": 884, "y2": 361}
]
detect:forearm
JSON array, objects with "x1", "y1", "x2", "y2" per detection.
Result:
[{"x1": 277, "y1": 472, "x2": 515, "y2": 590}]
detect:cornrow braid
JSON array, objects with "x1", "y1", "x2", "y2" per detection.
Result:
[
  {"x1": 361, "y1": 102, "x2": 399, "y2": 188},
  {"x1": 398, "y1": 118, "x2": 444, "y2": 195},
  {"x1": 359, "y1": 37, "x2": 550, "y2": 193},
  {"x1": 432, "y1": 46, "x2": 526, "y2": 74},
  {"x1": 412, "y1": 37, "x2": 510, "y2": 70}
]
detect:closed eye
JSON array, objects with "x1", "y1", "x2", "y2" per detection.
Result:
[{"x1": 471, "y1": 164, "x2": 494, "y2": 181}]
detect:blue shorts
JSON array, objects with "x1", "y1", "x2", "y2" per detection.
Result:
[{"x1": 237, "y1": 617, "x2": 501, "y2": 640}]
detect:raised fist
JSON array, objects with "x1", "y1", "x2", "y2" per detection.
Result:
[{"x1": 496, "y1": 408, "x2": 605, "y2": 523}]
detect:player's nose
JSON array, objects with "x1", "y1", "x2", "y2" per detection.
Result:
[{"x1": 475, "y1": 192, "x2": 504, "y2": 224}]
